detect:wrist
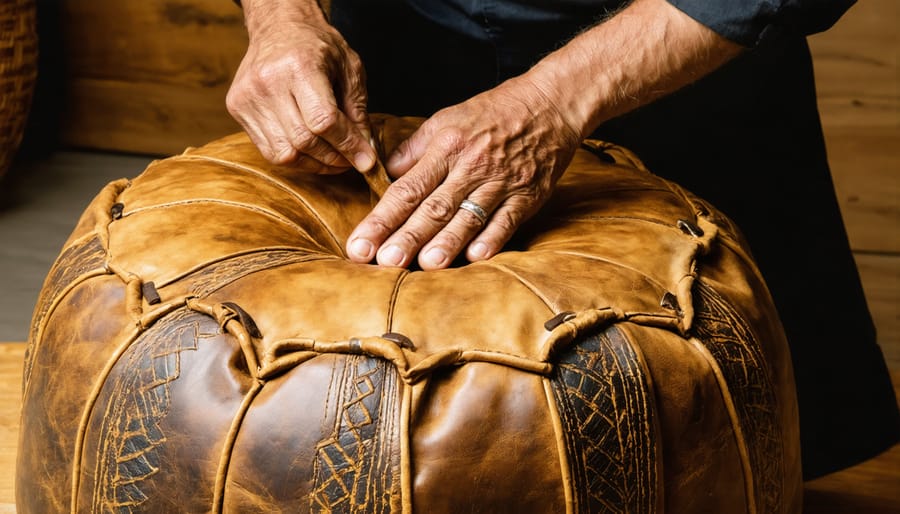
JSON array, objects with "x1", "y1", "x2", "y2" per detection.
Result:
[
  {"x1": 524, "y1": 54, "x2": 600, "y2": 142},
  {"x1": 240, "y1": 0, "x2": 330, "y2": 36},
  {"x1": 523, "y1": 0, "x2": 742, "y2": 140}
]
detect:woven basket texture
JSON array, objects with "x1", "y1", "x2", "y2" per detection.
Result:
[{"x1": 0, "y1": 0, "x2": 38, "y2": 180}]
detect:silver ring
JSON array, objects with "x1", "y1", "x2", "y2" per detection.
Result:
[{"x1": 459, "y1": 199, "x2": 488, "y2": 225}]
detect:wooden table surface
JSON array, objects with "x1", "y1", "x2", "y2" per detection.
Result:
[
  {"x1": 1, "y1": 341, "x2": 898, "y2": 513},
  {"x1": 0, "y1": 343, "x2": 25, "y2": 512}
]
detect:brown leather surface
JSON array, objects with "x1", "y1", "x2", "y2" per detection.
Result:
[{"x1": 17, "y1": 114, "x2": 802, "y2": 513}]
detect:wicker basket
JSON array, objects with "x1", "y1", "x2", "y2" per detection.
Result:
[{"x1": 0, "y1": 0, "x2": 38, "y2": 180}]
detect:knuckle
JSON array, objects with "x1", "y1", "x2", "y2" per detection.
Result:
[
  {"x1": 270, "y1": 144, "x2": 298, "y2": 165},
  {"x1": 434, "y1": 127, "x2": 465, "y2": 154},
  {"x1": 434, "y1": 230, "x2": 466, "y2": 251},
  {"x1": 419, "y1": 195, "x2": 456, "y2": 223},
  {"x1": 459, "y1": 209, "x2": 487, "y2": 230},
  {"x1": 305, "y1": 108, "x2": 341, "y2": 136},
  {"x1": 255, "y1": 56, "x2": 302, "y2": 85},
  {"x1": 394, "y1": 229, "x2": 425, "y2": 249},
  {"x1": 361, "y1": 215, "x2": 397, "y2": 238},
  {"x1": 506, "y1": 166, "x2": 538, "y2": 191},
  {"x1": 319, "y1": 150, "x2": 345, "y2": 167},
  {"x1": 331, "y1": 130, "x2": 359, "y2": 153},
  {"x1": 289, "y1": 127, "x2": 317, "y2": 151},
  {"x1": 224, "y1": 88, "x2": 243, "y2": 115},
  {"x1": 387, "y1": 180, "x2": 425, "y2": 209},
  {"x1": 490, "y1": 208, "x2": 521, "y2": 235}
]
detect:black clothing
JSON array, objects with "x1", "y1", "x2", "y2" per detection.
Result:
[{"x1": 329, "y1": 0, "x2": 900, "y2": 479}]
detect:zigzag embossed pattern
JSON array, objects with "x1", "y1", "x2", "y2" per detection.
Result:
[
  {"x1": 90, "y1": 309, "x2": 217, "y2": 513},
  {"x1": 184, "y1": 249, "x2": 333, "y2": 298},
  {"x1": 551, "y1": 327, "x2": 657, "y2": 514},
  {"x1": 691, "y1": 280, "x2": 783, "y2": 513},
  {"x1": 309, "y1": 356, "x2": 400, "y2": 513}
]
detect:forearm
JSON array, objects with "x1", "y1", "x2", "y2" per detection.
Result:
[{"x1": 524, "y1": 0, "x2": 743, "y2": 140}]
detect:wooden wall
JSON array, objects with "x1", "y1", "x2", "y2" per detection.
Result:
[
  {"x1": 55, "y1": 0, "x2": 898, "y2": 367},
  {"x1": 808, "y1": 0, "x2": 899, "y2": 368},
  {"x1": 57, "y1": 0, "x2": 247, "y2": 155}
]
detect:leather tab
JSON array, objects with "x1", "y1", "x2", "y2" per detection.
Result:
[
  {"x1": 141, "y1": 281, "x2": 161, "y2": 305},
  {"x1": 110, "y1": 202, "x2": 125, "y2": 220},
  {"x1": 382, "y1": 332, "x2": 415, "y2": 349},
  {"x1": 677, "y1": 219, "x2": 704, "y2": 238},
  {"x1": 221, "y1": 301, "x2": 262, "y2": 338},
  {"x1": 660, "y1": 292, "x2": 683, "y2": 317},
  {"x1": 360, "y1": 135, "x2": 392, "y2": 200},
  {"x1": 544, "y1": 311, "x2": 577, "y2": 331}
]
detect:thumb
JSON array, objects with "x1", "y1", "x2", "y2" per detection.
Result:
[{"x1": 385, "y1": 122, "x2": 434, "y2": 179}]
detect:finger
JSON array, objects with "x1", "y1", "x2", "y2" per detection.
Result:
[
  {"x1": 337, "y1": 51, "x2": 372, "y2": 143},
  {"x1": 417, "y1": 193, "x2": 497, "y2": 270},
  {"x1": 293, "y1": 72, "x2": 376, "y2": 172},
  {"x1": 231, "y1": 111, "x2": 274, "y2": 159},
  {"x1": 464, "y1": 198, "x2": 535, "y2": 262},
  {"x1": 285, "y1": 154, "x2": 351, "y2": 175},
  {"x1": 272, "y1": 92, "x2": 351, "y2": 167},
  {"x1": 345, "y1": 153, "x2": 450, "y2": 265},
  {"x1": 384, "y1": 121, "x2": 436, "y2": 179}
]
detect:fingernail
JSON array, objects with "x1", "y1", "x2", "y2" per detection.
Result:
[
  {"x1": 379, "y1": 245, "x2": 406, "y2": 267},
  {"x1": 469, "y1": 241, "x2": 489, "y2": 260},
  {"x1": 422, "y1": 247, "x2": 448, "y2": 268},
  {"x1": 349, "y1": 238, "x2": 374, "y2": 260},
  {"x1": 355, "y1": 151, "x2": 375, "y2": 172}
]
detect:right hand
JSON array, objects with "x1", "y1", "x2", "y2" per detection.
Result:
[{"x1": 226, "y1": 7, "x2": 376, "y2": 173}]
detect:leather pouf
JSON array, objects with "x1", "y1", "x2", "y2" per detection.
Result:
[{"x1": 17, "y1": 115, "x2": 802, "y2": 513}]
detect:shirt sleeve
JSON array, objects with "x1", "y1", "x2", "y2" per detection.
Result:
[{"x1": 666, "y1": 0, "x2": 857, "y2": 47}]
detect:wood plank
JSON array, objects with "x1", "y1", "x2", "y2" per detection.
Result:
[
  {"x1": 61, "y1": 78, "x2": 242, "y2": 156},
  {"x1": 810, "y1": 0, "x2": 899, "y2": 257},
  {"x1": 809, "y1": 0, "x2": 899, "y2": 371},
  {"x1": 59, "y1": 0, "x2": 247, "y2": 155},
  {"x1": 61, "y1": 0, "x2": 247, "y2": 86},
  {"x1": 826, "y1": 127, "x2": 900, "y2": 254},
  {"x1": 0, "y1": 343, "x2": 25, "y2": 508},
  {"x1": 856, "y1": 253, "x2": 900, "y2": 370},
  {"x1": 809, "y1": 0, "x2": 899, "y2": 129}
]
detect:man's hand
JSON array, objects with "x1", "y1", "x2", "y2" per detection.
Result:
[
  {"x1": 226, "y1": 0, "x2": 376, "y2": 173},
  {"x1": 345, "y1": 0, "x2": 740, "y2": 270},
  {"x1": 345, "y1": 77, "x2": 581, "y2": 270}
]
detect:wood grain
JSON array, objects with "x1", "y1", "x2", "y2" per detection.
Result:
[
  {"x1": 59, "y1": 0, "x2": 247, "y2": 155},
  {"x1": 63, "y1": 77, "x2": 243, "y2": 155},
  {"x1": 824, "y1": 127, "x2": 900, "y2": 254},
  {"x1": 857, "y1": 253, "x2": 900, "y2": 370},
  {"x1": 0, "y1": 343, "x2": 24, "y2": 509},
  {"x1": 808, "y1": 0, "x2": 899, "y2": 130},
  {"x1": 808, "y1": 0, "x2": 900, "y2": 368}
]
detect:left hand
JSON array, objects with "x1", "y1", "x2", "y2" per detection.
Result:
[{"x1": 345, "y1": 76, "x2": 581, "y2": 270}]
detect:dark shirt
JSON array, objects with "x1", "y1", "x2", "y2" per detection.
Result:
[{"x1": 406, "y1": 0, "x2": 856, "y2": 47}]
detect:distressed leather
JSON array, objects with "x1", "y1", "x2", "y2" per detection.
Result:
[{"x1": 17, "y1": 114, "x2": 802, "y2": 513}]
